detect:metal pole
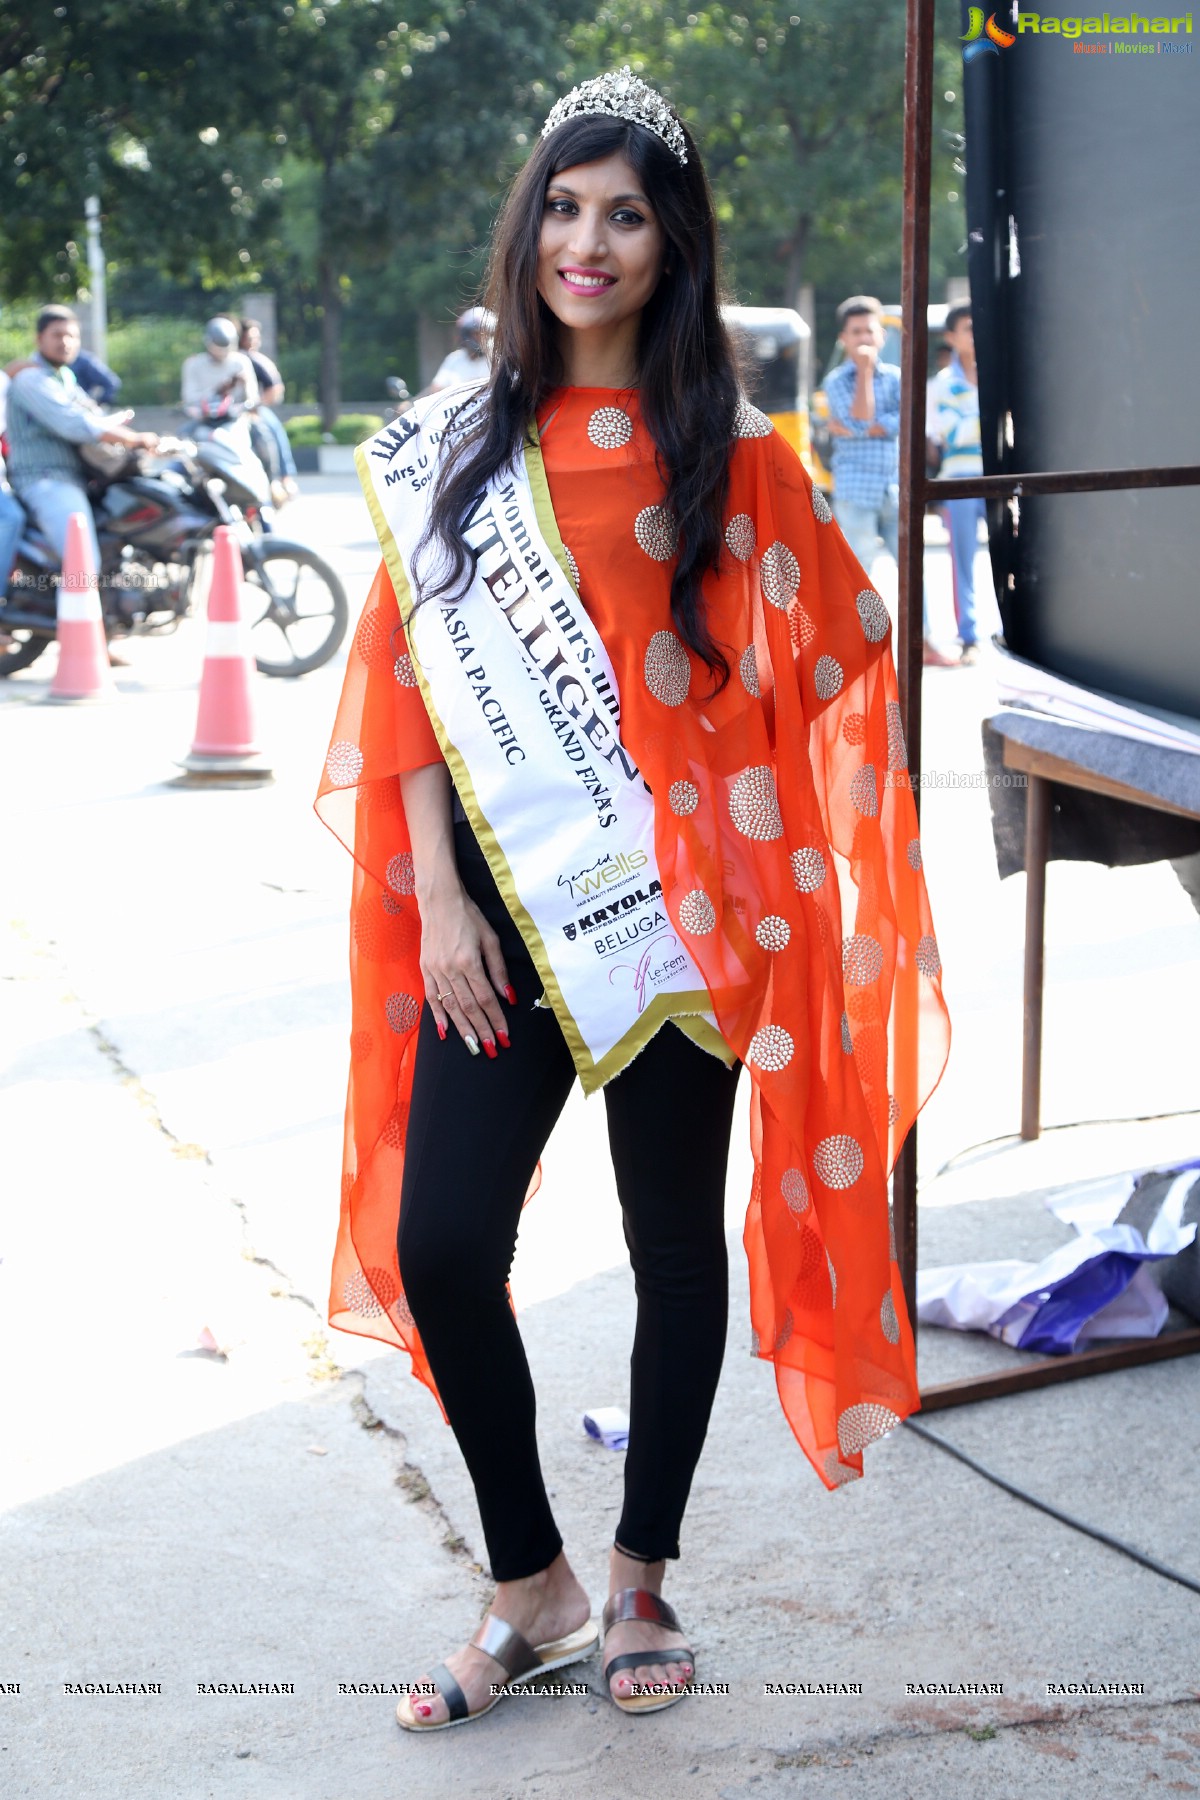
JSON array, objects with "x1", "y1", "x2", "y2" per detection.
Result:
[
  {"x1": 914, "y1": 463, "x2": 1200, "y2": 500},
  {"x1": 1020, "y1": 774, "x2": 1051, "y2": 1141},
  {"x1": 895, "y1": 0, "x2": 937, "y2": 1342},
  {"x1": 84, "y1": 195, "x2": 108, "y2": 365}
]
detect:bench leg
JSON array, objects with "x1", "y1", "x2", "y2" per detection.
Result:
[{"x1": 1021, "y1": 774, "x2": 1050, "y2": 1140}]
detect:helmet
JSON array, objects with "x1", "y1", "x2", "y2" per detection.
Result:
[{"x1": 204, "y1": 316, "x2": 239, "y2": 349}]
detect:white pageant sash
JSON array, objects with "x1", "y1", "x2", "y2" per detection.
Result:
[{"x1": 356, "y1": 386, "x2": 722, "y2": 1093}]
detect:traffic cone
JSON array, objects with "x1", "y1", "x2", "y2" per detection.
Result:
[
  {"x1": 46, "y1": 512, "x2": 116, "y2": 703},
  {"x1": 177, "y1": 526, "x2": 273, "y2": 784}
]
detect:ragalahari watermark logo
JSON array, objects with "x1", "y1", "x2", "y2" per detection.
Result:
[
  {"x1": 965, "y1": 8, "x2": 1195, "y2": 57},
  {"x1": 962, "y1": 8, "x2": 1017, "y2": 58},
  {"x1": 1019, "y1": 11, "x2": 1194, "y2": 50}
]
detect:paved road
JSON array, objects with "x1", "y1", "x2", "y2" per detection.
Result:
[{"x1": 2, "y1": 476, "x2": 1198, "y2": 1798}]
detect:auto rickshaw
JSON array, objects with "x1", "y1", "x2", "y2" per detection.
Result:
[{"x1": 722, "y1": 306, "x2": 812, "y2": 470}]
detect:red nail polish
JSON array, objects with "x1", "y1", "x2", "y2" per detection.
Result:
[
  {"x1": 503, "y1": 984, "x2": 517, "y2": 1005},
  {"x1": 436, "y1": 1020, "x2": 447, "y2": 1041},
  {"x1": 483, "y1": 1038, "x2": 498, "y2": 1059},
  {"x1": 415, "y1": 1701, "x2": 431, "y2": 1717},
  {"x1": 497, "y1": 1030, "x2": 510, "y2": 1049}
]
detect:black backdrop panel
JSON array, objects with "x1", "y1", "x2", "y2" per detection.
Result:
[{"x1": 962, "y1": 5, "x2": 1200, "y2": 721}]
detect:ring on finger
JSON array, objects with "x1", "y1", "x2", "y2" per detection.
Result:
[{"x1": 435, "y1": 990, "x2": 454, "y2": 1004}]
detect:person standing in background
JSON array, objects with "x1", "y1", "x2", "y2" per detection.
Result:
[
  {"x1": 239, "y1": 317, "x2": 299, "y2": 505},
  {"x1": 825, "y1": 295, "x2": 956, "y2": 668},
  {"x1": 925, "y1": 342, "x2": 952, "y2": 460},
  {"x1": 70, "y1": 347, "x2": 122, "y2": 406},
  {"x1": 929, "y1": 305, "x2": 985, "y2": 666}
]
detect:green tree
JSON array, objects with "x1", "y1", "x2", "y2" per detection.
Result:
[
  {"x1": 0, "y1": 2, "x2": 277, "y2": 300},
  {"x1": 2, "y1": 1, "x2": 969, "y2": 411},
  {"x1": 248, "y1": 0, "x2": 409, "y2": 426},
  {"x1": 0, "y1": 1, "x2": 570, "y2": 416},
  {"x1": 370, "y1": 1, "x2": 571, "y2": 318},
  {"x1": 564, "y1": 1, "x2": 966, "y2": 337},
  {"x1": 229, "y1": 0, "x2": 571, "y2": 422}
]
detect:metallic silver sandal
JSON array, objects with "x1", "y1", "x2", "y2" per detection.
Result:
[{"x1": 396, "y1": 1612, "x2": 599, "y2": 1731}]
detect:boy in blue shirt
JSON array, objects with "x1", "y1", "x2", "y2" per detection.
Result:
[{"x1": 826, "y1": 294, "x2": 956, "y2": 667}]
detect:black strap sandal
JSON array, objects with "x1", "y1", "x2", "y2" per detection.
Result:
[{"x1": 601, "y1": 1588, "x2": 695, "y2": 1715}]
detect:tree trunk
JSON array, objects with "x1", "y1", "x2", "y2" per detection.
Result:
[
  {"x1": 317, "y1": 251, "x2": 342, "y2": 434},
  {"x1": 782, "y1": 214, "x2": 810, "y2": 312}
]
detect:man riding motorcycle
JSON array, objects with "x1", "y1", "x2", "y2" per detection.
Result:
[
  {"x1": 180, "y1": 315, "x2": 259, "y2": 424},
  {"x1": 179, "y1": 316, "x2": 281, "y2": 510},
  {"x1": 5, "y1": 305, "x2": 158, "y2": 572},
  {"x1": 424, "y1": 307, "x2": 493, "y2": 395},
  {"x1": 1, "y1": 309, "x2": 349, "y2": 680}
]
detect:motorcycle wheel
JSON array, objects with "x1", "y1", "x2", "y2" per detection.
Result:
[
  {"x1": 239, "y1": 540, "x2": 349, "y2": 677},
  {"x1": 0, "y1": 628, "x2": 51, "y2": 676},
  {"x1": 0, "y1": 564, "x2": 55, "y2": 673}
]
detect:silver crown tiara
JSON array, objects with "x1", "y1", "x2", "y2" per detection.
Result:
[{"x1": 541, "y1": 66, "x2": 688, "y2": 167}]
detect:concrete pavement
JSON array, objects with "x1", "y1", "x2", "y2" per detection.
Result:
[{"x1": 2, "y1": 479, "x2": 1199, "y2": 1798}]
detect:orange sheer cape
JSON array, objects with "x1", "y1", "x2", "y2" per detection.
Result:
[{"x1": 315, "y1": 388, "x2": 950, "y2": 1488}]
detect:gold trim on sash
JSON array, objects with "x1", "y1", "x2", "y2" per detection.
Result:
[
  {"x1": 522, "y1": 423, "x2": 733, "y2": 1071},
  {"x1": 354, "y1": 435, "x2": 733, "y2": 1092}
]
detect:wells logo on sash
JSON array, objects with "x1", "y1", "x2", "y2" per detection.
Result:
[{"x1": 557, "y1": 848, "x2": 649, "y2": 901}]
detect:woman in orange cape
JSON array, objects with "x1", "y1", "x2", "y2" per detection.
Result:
[{"x1": 316, "y1": 70, "x2": 949, "y2": 1730}]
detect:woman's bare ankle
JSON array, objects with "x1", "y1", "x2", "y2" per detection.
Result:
[
  {"x1": 609, "y1": 1545, "x2": 667, "y2": 1594},
  {"x1": 492, "y1": 1551, "x2": 589, "y2": 1638}
]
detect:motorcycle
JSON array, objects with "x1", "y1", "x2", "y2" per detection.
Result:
[
  {"x1": 189, "y1": 406, "x2": 274, "y2": 518},
  {"x1": 187, "y1": 392, "x2": 279, "y2": 519},
  {"x1": 0, "y1": 429, "x2": 348, "y2": 679}
]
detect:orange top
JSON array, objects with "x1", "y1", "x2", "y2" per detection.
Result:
[{"x1": 316, "y1": 387, "x2": 950, "y2": 1488}]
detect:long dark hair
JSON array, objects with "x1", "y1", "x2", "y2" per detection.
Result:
[{"x1": 413, "y1": 108, "x2": 743, "y2": 688}]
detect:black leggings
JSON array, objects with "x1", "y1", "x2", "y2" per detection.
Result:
[{"x1": 397, "y1": 820, "x2": 741, "y2": 1582}]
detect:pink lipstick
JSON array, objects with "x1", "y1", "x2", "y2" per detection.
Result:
[{"x1": 558, "y1": 267, "x2": 616, "y2": 295}]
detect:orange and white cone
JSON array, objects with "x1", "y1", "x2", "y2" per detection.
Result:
[
  {"x1": 178, "y1": 526, "x2": 273, "y2": 783},
  {"x1": 46, "y1": 511, "x2": 116, "y2": 703}
]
